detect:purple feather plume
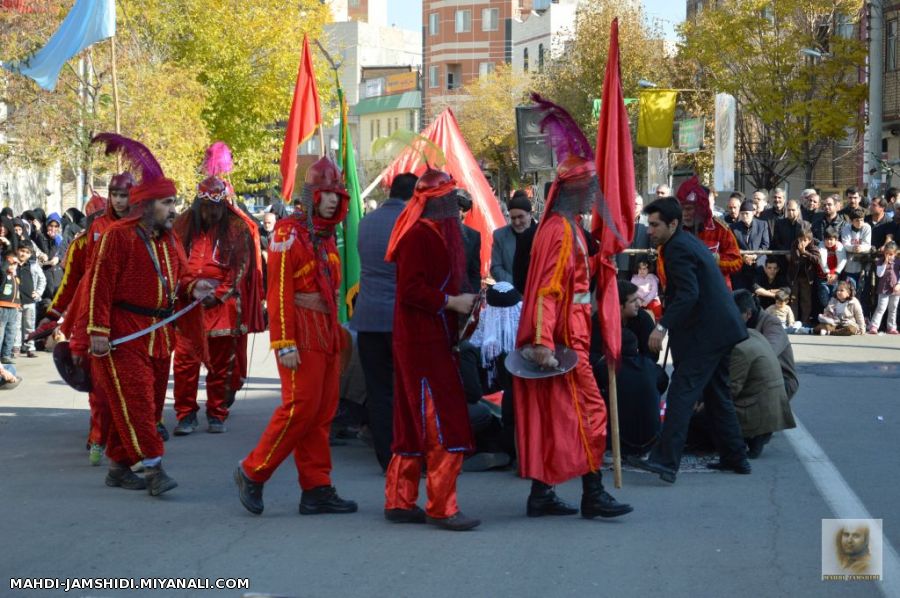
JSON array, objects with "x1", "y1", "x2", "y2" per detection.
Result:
[
  {"x1": 530, "y1": 93, "x2": 594, "y2": 164},
  {"x1": 91, "y1": 133, "x2": 164, "y2": 183},
  {"x1": 202, "y1": 141, "x2": 234, "y2": 177}
]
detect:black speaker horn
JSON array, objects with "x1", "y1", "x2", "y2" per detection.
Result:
[{"x1": 516, "y1": 105, "x2": 555, "y2": 173}]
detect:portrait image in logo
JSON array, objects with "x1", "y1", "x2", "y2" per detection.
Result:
[{"x1": 821, "y1": 519, "x2": 883, "y2": 581}]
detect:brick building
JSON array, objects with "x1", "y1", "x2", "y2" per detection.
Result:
[{"x1": 422, "y1": 0, "x2": 535, "y2": 121}]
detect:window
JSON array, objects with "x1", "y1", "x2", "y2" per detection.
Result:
[
  {"x1": 447, "y1": 64, "x2": 462, "y2": 90},
  {"x1": 429, "y1": 12, "x2": 439, "y2": 36},
  {"x1": 523, "y1": 48, "x2": 529, "y2": 72},
  {"x1": 447, "y1": 71, "x2": 456, "y2": 89},
  {"x1": 455, "y1": 9, "x2": 471, "y2": 33},
  {"x1": 482, "y1": 8, "x2": 499, "y2": 31},
  {"x1": 429, "y1": 65, "x2": 439, "y2": 88},
  {"x1": 479, "y1": 62, "x2": 495, "y2": 78},
  {"x1": 538, "y1": 44, "x2": 545, "y2": 72},
  {"x1": 376, "y1": 119, "x2": 381, "y2": 139},
  {"x1": 369, "y1": 120, "x2": 375, "y2": 143},
  {"x1": 349, "y1": 0, "x2": 359, "y2": 7},
  {"x1": 888, "y1": 20, "x2": 898, "y2": 71},
  {"x1": 394, "y1": 117, "x2": 400, "y2": 132},
  {"x1": 387, "y1": 118, "x2": 392, "y2": 136}
]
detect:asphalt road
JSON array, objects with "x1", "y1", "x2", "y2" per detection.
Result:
[{"x1": 1, "y1": 333, "x2": 897, "y2": 598}]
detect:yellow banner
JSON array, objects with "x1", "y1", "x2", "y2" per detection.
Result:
[{"x1": 637, "y1": 90, "x2": 678, "y2": 148}]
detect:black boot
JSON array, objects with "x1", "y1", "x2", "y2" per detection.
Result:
[
  {"x1": 580, "y1": 471, "x2": 633, "y2": 519},
  {"x1": 746, "y1": 434, "x2": 772, "y2": 459},
  {"x1": 527, "y1": 480, "x2": 579, "y2": 517},
  {"x1": 299, "y1": 486, "x2": 358, "y2": 515},
  {"x1": 105, "y1": 462, "x2": 147, "y2": 490},
  {"x1": 234, "y1": 466, "x2": 264, "y2": 514},
  {"x1": 144, "y1": 463, "x2": 178, "y2": 496},
  {"x1": 426, "y1": 511, "x2": 481, "y2": 531}
]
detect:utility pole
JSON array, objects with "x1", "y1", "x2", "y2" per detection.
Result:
[{"x1": 867, "y1": 0, "x2": 884, "y2": 199}]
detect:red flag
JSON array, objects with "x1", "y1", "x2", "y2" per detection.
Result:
[
  {"x1": 280, "y1": 35, "x2": 322, "y2": 202},
  {"x1": 593, "y1": 18, "x2": 636, "y2": 366},
  {"x1": 380, "y1": 109, "x2": 505, "y2": 277}
]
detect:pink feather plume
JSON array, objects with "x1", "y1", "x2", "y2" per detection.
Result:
[{"x1": 202, "y1": 142, "x2": 234, "y2": 177}]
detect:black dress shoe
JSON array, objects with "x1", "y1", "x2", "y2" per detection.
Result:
[
  {"x1": 527, "y1": 481, "x2": 578, "y2": 517},
  {"x1": 144, "y1": 464, "x2": 178, "y2": 496},
  {"x1": 581, "y1": 472, "x2": 634, "y2": 519},
  {"x1": 426, "y1": 511, "x2": 481, "y2": 531},
  {"x1": 299, "y1": 486, "x2": 358, "y2": 515},
  {"x1": 625, "y1": 454, "x2": 677, "y2": 484},
  {"x1": 234, "y1": 466, "x2": 264, "y2": 514},
  {"x1": 105, "y1": 463, "x2": 147, "y2": 490},
  {"x1": 706, "y1": 458, "x2": 752, "y2": 474},
  {"x1": 384, "y1": 506, "x2": 427, "y2": 524}
]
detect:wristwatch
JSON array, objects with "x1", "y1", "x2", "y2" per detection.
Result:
[{"x1": 655, "y1": 323, "x2": 667, "y2": 334}]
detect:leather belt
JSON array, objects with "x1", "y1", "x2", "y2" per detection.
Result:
[
  {"x1": 572, "y1": 292, "x2": 591, "y2": 305},
  {"x1": 294, "y1": 292, "x2": 329, "y2": 313},
  {"x1": 114, "y1": 301, "x2": 174, "y2": 319}
]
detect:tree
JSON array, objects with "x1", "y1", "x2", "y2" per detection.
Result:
[
  {"x1": 678, "y1": 0, "x2": 868, "y2": 189},
  {"x1": 452, "y1": 64, "x2": 533, "y2": 199},
  {"x1": 535, "y1": 1, "x2": 671, "y2": 135},
  {"x1": 129, "y1": 0, "x2": 336, "y2": 192}
]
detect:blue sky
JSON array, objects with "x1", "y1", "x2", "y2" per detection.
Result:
[{"x1": 386, "y1": 1, "x2": 686, "y2": 41}]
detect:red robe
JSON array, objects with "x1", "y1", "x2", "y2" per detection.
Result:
[
  {"x1": 84, "y1": 220, "x2": 195, "y2": 465},
  {"x1": 657, "y1": 219, "x2": 741, "y2": 290},
  {"x1": 514, "y1": 213, "x2": 606, "y2": 485},
  {"x1": 391, "y1": 220, "x2": 474, "y2": 455}
]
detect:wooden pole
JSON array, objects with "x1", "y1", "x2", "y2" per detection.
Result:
[
  {"x1": 318, "y1": 124, "x2": 326, "y2": 157},
  {"x1": 607, "y1": 362, "x2": 623, "y2": 489},
  {"x1": 110, "y1": 35, "x2": 122, "y2": 171}
]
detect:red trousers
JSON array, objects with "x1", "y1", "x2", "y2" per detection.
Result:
[
  {"x1": 384, "y1": 393, "x2": 463, "y2": 519},
  {"x1": 242, "y1": 349, "x2": 338, "y2": 490},
  {"x1": 173, "y1": 333, "x2": 246, "y2": 421},
  {"x1": 87, "y1": 388, "x2": 111, "y2": 446},
  {"x1": 91, "y1": 346, "x2": 170, "y2": 466}
]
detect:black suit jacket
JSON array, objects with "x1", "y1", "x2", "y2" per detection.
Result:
[
  {"x1": 462, "y1": 223, "x2": 482, "y2": 293},
  {"x1": 771, "y1": 218, "x2": 805, "y2": 252},
  {"x1": 659, "y1": 229, "x2": 748, "y2": 356}
]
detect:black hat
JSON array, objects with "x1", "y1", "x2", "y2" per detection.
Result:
[
  {"x1": 508, "y1": 191, "x2": 532, "y2": 213},
  {"x1": 486, "y1": 282, "x2": 522, "y2": 307},
  {"x1": 740, "y1": 200, "x2": 755, "y2": 213}
]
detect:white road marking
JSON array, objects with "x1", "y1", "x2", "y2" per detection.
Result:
[{"x1": 785, "y1": 418, "x2": 900, "y2": 596}]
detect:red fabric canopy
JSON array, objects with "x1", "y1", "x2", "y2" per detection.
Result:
[{"x1": 381, "y1": 109, "x2": 505, "y2": 277}]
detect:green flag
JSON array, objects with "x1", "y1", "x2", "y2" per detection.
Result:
[{"x1": 337, "y1": 87, "x2": 363, "y2": 323}]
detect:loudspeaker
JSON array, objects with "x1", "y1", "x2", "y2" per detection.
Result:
[{"x1": 516, "y1": 105, "x2": 555, "y2": 173}]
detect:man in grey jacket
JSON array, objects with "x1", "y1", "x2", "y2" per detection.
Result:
[
  {"x1": 490, "y1": 191, "x2": 534, "y2": 286},
  {"x1": 350, "y1": 173, "x2": 418, "y2": 471}
]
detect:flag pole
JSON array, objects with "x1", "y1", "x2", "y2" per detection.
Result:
[
  {"x1": 607, "y1": 362, "x2": 623, "y2": 488},
  {"x1": 109, "y1": 35, "x2": 122, "y2": 171}
]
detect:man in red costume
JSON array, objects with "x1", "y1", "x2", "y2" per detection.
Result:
[
  {"x1": 234, "y1": 157, "x2": 357, "y2": 516},
  {"x1": 40, "y1": 172, "x2": 135, "y2": 464},
  {"x1": 81, "y1": 133, "x2": 212, "y2": 496},
  {"x1": 171, "y1": 146, "x2": 264, "y2": 435},
  {"x1": 657, "y1": 177, "x2": 742, "y2": 290},
  {"x1": 514, "y1": 156, "x2": 633, "y2": 520},
  {"x1": 381, "y1": 168, "x2": 480, "y2": 532}
]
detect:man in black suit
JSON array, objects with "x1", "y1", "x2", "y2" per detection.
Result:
[
  {"x1": 629, "y1": 197, "x2": 751, "y2": 483},
  {"x1": 457, "y1": 190, "x2": 482, "y2": 293}
]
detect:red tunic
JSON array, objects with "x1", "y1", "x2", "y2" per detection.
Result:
[
  {"x1": 47, "y1": 212, "x2": 117, "y2": 324},
  {"x1": 514, "y1": 213, "x2": 606, "y2": 485},
  {"x1": 86, "y1": 220, "x2": 190, "y2": 358},
  {"x1": 391, "y1": 220, "x2": 474, "y2": 455},
  {"x1": 182, "y1": 231, "x2": 243, "y2": 335},
  {"x1": 267, "y1": 217, "x2": 342, "y2": 354}
]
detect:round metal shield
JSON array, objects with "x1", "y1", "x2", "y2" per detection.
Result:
[
  {"x1": 505, "y1": 346, "x2": 578, "y2": 379},
  {"x1": 53, "y1": 341, "x2": 92, "y2": 392}
]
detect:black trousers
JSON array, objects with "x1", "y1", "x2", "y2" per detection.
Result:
[
  {"x1": 357, "y1": 331, "x2": 394, "y2": 472},
  {"x1": 650, "y1": 346, "x2": 747, "y2": 470}
]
